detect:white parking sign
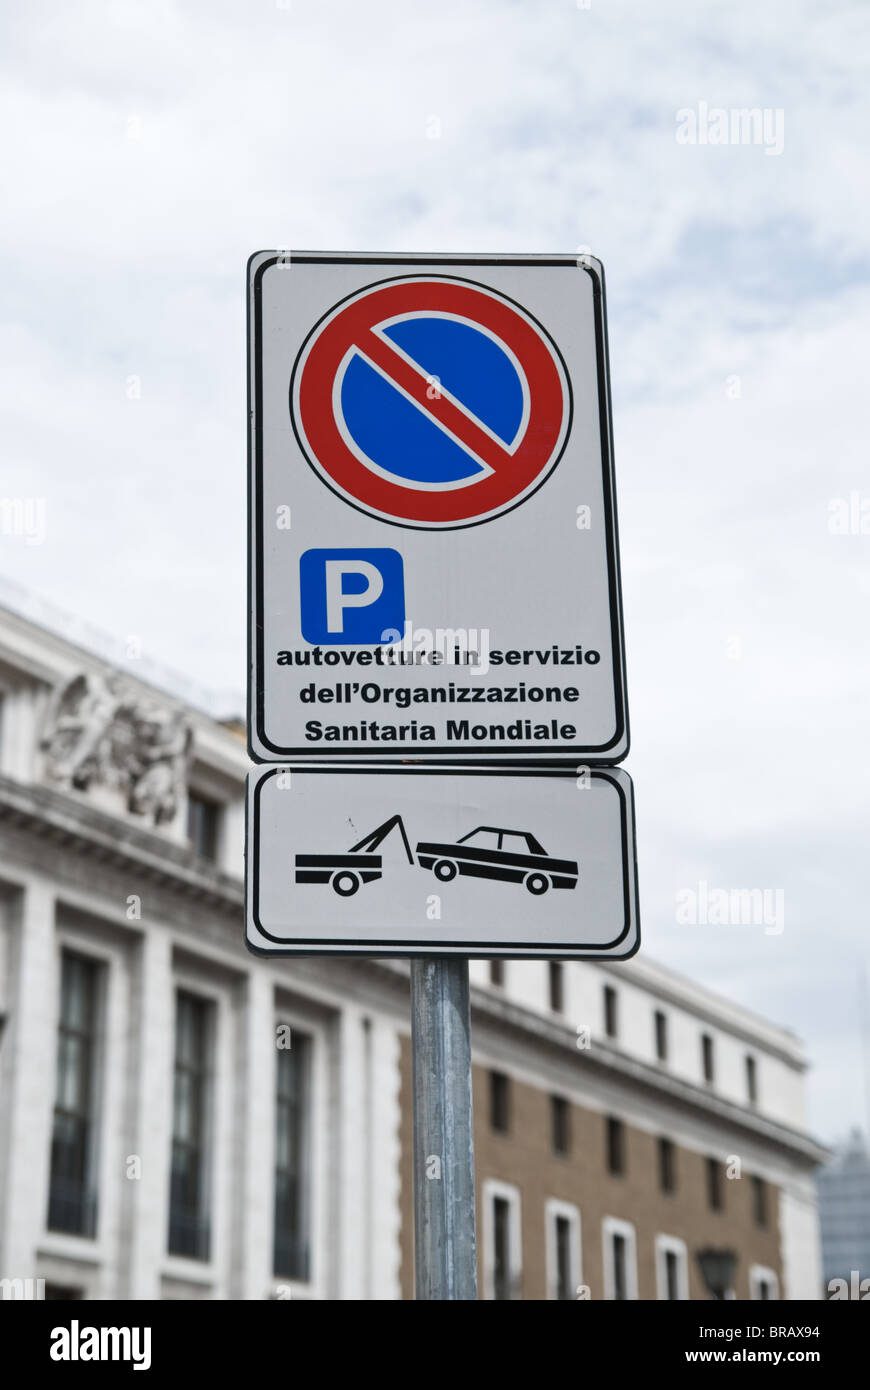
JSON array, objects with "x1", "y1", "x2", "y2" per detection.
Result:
[
  {"x1": 246, "y1": 764, "x2": 639, "y2": 958},
  {"x1": 248, "y1": 252, "x2": 629, "y2": 765}
]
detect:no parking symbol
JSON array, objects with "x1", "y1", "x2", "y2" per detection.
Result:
[{"x1": 290, "y1": 276, "x2": 572, "y2": 529}]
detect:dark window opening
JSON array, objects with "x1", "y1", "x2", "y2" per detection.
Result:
[
  {"x1": 654, "y1": 1010, "x2": 668, "y2": 1062},
  {"x1": 551, "y1": 1095, "x2": 571, "y2": 1156},
  {"x1": 746, "y1": 1054, "x2": 758, "y2": 1105},
  {"x1": 48, "y1": 952, "x2": 101, "y2": 1238},
  {"x1": 664, "y1": 1249, "x2": 680, "y2": 1300},
  {"x1": 606, "y1": 1116, "x2": 625, "y2": 1175},
  {"x1": 555, "y1": 1216, "x2": 573, "y2": 1301},
  {"x1": 752, "y1": 1175, "x2": 768, "y2": 1229},
  {"x1": 273, "y1": 1033, "x2": 312, "y2": 1281},
  {"x1": 549, "y1": 962, "x2": 564, "y2": 1014},
  {"x1": 187, "y1": 793, "x2": 220, "y2": 861},
  {"x1": 603, "y1": 985, "x2": 618, "y2": 1038},
  {"x1": 493, "y1": 1197, "x2": 512, "y2": 1300},
  {"x1": 702, "y1": 1033, "x2": 715, "y2": 1084},
  {"x1": 706, "y1": 1157, "x2": 723, "y2": 1211},
  {"x1": 489, "y1": 959, "x2": 505, "y2": 987},
  {"x1": 489, "y1": 1071, "x2": 511, "y2": 1134},
  {"x1": 612, "y1": 1232, "x2": 628, "y2": 1300},
  {"x1": 168, "y1": 992, "x2": 212, "y2": 1260},
  {"x1": 658, "y1": 1137, "x2": 676, "y2": 1194}
]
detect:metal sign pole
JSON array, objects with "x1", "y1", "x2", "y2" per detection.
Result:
[{"x1": 411, "y1": 957, "x2": 478, "y2": 1300}]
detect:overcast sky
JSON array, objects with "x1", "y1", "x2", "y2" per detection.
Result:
[{"x1": 2, "y1": 0, "x2": 869, "y2": 1142}]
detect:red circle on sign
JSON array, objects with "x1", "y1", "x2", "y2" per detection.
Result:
[{"x1": 290, "y1": 275, "x2": 571, "y2": 528}]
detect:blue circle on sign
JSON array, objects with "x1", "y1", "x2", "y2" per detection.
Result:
[{"x1": 338, "y1": 316, "x2": 528, "y2": 488}]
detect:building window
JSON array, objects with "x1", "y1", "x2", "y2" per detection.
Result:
[
  {"x1": 654, "y1": 1010, "x2": 668, "y2": 1062},
  {"x1": 603, "y1": 984, "x2": 618, "y2": 1038},
  {"x1": 489, "y1": 1071, "x2": 511, "y2": 1134},
  {"x1": 746, "y1": 1054, "x2": 758, "y2": 1105},
  {"x1": 554, "y1": 1217, "x2": 573, "y2": 1299},
  {"x1": 48, "y1": 951, "x2": 102, "y2": 1238},
  {"x1": 606, "y1": 1116, "x2": 625, "y2": 1175},
  {"x1": 274, "y1": 1032, "x2": 313, "y2": 1282},
  {"x1": 655, "y1": 1235, "x2": 689, "y2": 1300},
  {"x1": 658, "y1": 1137, "x2": 676, "y2": 1194},
  {"x1": 186, "y1": 793, "x2": 220, "y2": 861},
  {"x1": 750, "y1": 1265, "x2": 780, "y2": 1300},
  {"x1": 546, "y1": 1200, "x2": 581, "y2": 1301},
  {"x1": 43, "y1": 1284, "x2": 84, "y2": 1300},
  {"x1": 489, "y1": 959, "x2": 505, "y2": 988},
  {"x1": 602, "y1": 1217, "x2": 637, "y2": 1300},
  {"x1": 551, "y1": 1095, "x2": 571, "y2": 1156},
  {"x1": 168, "y1": 992, "x2": 213, "y2": 1260},
  {"x1": 484, "y1": 1181, "x2": 522, "y2": 1300},
  {"x1": 751, "y1": 1175, "x2": 768, "y2": 1229},
  {"x1": 706, "y1": 1156, "x2": 723, "y2": 1211},
  {"x1": 549, "y1": 962, "x2": 564, "y2": 1014},
  {"x1": 701, "y1": 1033, "x2": 715, "y2": 1084},
  {"x1": 493, "y1": 1198, "x2": 512, "y2": 1300}
]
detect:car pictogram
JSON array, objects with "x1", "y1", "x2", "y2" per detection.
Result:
[{"x1": 415, "y1": 825, "x2": 578, "y2": 895}]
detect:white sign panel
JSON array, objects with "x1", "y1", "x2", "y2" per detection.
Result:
[
  {"x1": 248, "y1": 251, "x2": 629, "y2": 765},
  {"x1": 246, "y1": 765, "x2": 639, "y2": 958}
]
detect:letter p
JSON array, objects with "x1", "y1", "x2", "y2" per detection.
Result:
[
  {"x1": 300, "y1": 548, "x2": 405, "y2": 645},
  {"x1": 325, "y1": 559, "x2": 383, "y2": 632}
]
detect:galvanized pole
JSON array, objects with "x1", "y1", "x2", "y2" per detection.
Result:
[{"x1": 411, "y1": 957, "x2": 478, "y2": 1299}]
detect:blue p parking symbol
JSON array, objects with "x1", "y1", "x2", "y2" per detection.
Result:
[{"x1": 299, "y1": 548, "x2": 405, "y2": 645}]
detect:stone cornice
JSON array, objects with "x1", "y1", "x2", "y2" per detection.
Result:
[
  {"x1": 0, "y1": 773, "x2": 242, "y2": 914},
  {"x1": 467, "y1": 981, "x2": 829, "y2": 1168},
  {"x1": 595, "y1": 958, "x2": 806, "y2": 1070}
]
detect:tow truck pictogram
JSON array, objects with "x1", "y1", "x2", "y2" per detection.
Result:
[{"x1": 294, "y1": 814, "x2": 415, "y2": 897}]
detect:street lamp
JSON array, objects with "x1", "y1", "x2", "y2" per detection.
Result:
[{"x1": 696, "y1": 1247, "x2": 738, "y2": 1300}]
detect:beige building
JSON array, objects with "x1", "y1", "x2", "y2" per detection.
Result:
[{"x1": 0, "y1": 594, "x2": 825, "y2": 1299}]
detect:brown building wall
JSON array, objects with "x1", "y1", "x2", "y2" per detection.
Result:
[{"x1": 398, "y1": 1037, "x2": 783, "y2": 1300}]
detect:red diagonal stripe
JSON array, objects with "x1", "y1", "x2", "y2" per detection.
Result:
[{"x1": 359, "y1": 329, "x2": 513, "y2": 474}]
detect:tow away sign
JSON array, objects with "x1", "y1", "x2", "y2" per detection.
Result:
[
  {"x1": 245, "y1": 764, "x2": 639, "y2": 958},
  {"x1": 248, "y1": 251, "x2": 628, "y2": 765}
]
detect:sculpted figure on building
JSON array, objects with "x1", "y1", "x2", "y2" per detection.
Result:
[{"x1": 41, "y1": 671, "x2": 192, "y2": 826}]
